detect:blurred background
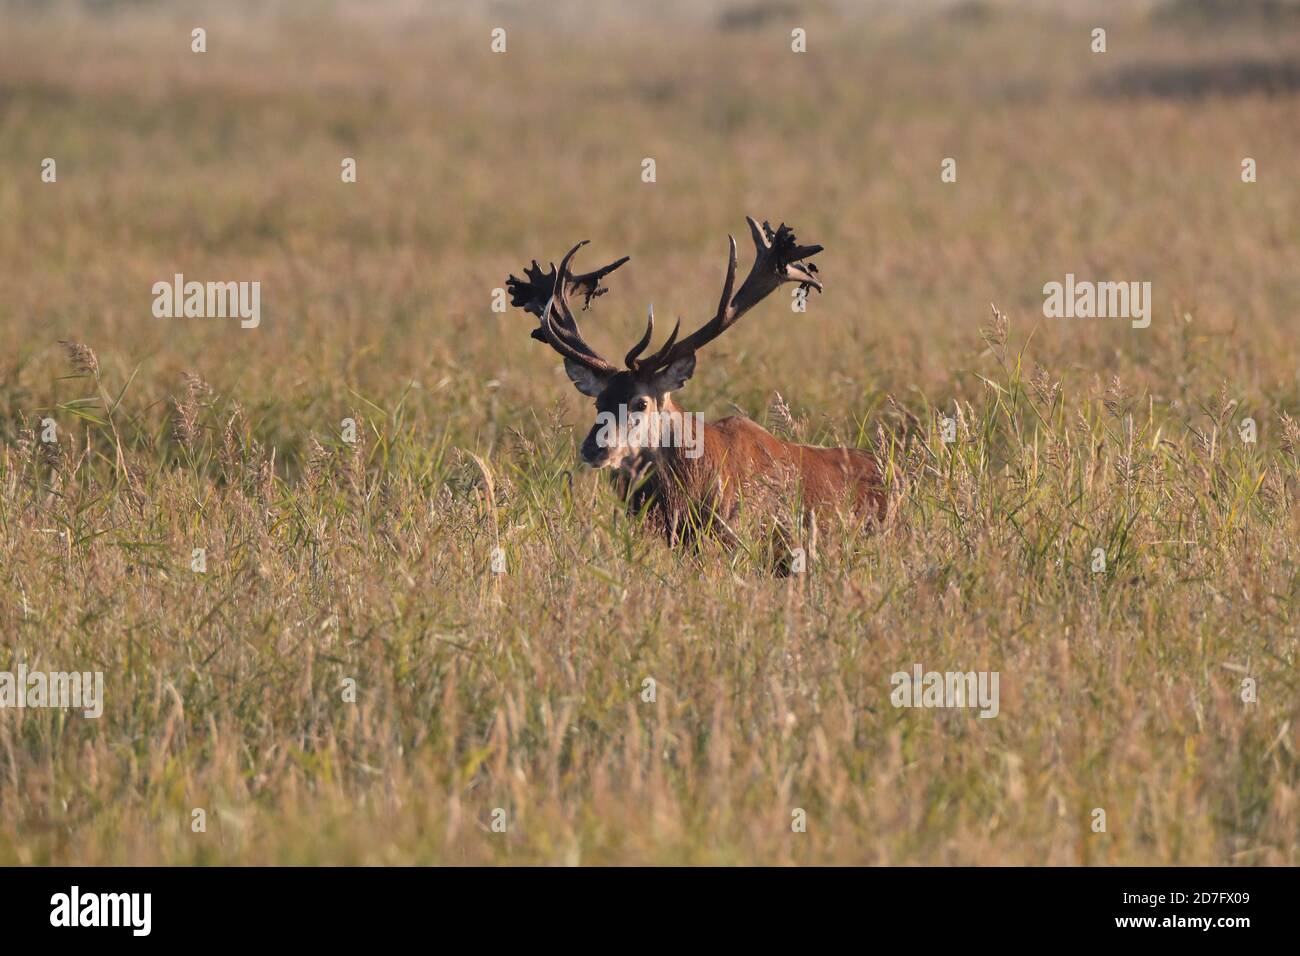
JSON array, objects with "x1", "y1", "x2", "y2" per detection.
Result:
[
  {"x1": 2, "y1": 0, "x2": 1299, "y2": 867},
  {"x1": 1, "y1": 0, "x2": 1298, "y2": 460}
]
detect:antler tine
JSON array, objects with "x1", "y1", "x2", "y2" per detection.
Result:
[
  {"x1": 625, "y1": 304, "x2": 655, "y2": 369},
  {"x1": 640, "y1": 217, "x2": 821, "y2": 377},
  {"x1": 570, "y1": 254, "x2": 630, "y2": 308},
  {"x1": 640, "y1": 234, "x2": 738, "y2": 372},
  {"x1": 539, "y1": 240, "x2": 619, "y2": 373},
  {"x1": 506, "y1": 238, "x2": 629, "y2": 375},
  {"x1": 728, "y1": 216, "x2": 822, "y2": 318},
  {"x1": 506, "y1": 248, "x2": 630, "y2": 318},
  {"x1": 539, "y1": 268, "x2": 617, "y2": 375},
  {"x1": 550, "y1": 240, "x2": 588, "y2": 333},
  {"x1": 637, "y1": 316, "x2": 681, "y2": 370},
  {"x1": 714, "y1": 234, "x2": 740, "y2": 331}
]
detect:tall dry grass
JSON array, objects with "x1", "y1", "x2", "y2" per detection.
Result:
[{"x1": 0, "y1": 1, "x2": 1297, "y2": 863}]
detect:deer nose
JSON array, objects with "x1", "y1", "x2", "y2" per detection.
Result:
[{"x1": 580, "y1": 432, "x2": 608, "y2": 467}]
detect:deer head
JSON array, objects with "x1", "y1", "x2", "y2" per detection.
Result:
[{"x1": 506, "y1": 217, "x2": 822, "y2": 471}]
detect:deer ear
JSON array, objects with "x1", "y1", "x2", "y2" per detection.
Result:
[
  {"x1": 651, "y1": 353, "x2": 696, "y2": 394},
  {"x1": 564, "y1": 359, "x2": 610, "y2": 398}
]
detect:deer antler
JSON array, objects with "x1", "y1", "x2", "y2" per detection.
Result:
[
  {"x1": 635, "y1": 216, "x2": 821, "y2": 375},
  {"x1": 510, "y1": 241, "x2": 621, "y2": 376},
  {"x1": 507, "y1": 217, "x2": 819, "y2": 379},
  {"x1": 507, "y1": 249, "x2": 629, "y2": 319}
]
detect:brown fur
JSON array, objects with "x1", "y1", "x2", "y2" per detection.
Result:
[
  {"x1": 632, "y1": 397, "x2": 886, "y2": 547},
  {"x1": 509, "y1": 217, "x2": 884, "y2": 555}
]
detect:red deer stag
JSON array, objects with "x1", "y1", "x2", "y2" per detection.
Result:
[{"x1": 506, "y1": 217, "x2": 885, "y2": 554}]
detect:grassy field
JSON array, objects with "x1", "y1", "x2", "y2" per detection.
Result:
[{"x1": 0, "y1": 0, "x2": 1298, "y2": 864}]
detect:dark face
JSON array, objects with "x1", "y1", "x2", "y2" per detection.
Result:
[
  {"x1": 566, "y1": 354, "x2": 697, "y2": 471},
  {"x1": 578, "y1": 371, "x2": 660, "y2": 470}
]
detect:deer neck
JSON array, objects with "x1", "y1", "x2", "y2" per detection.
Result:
[{"x1": 644, "y1": 394, "x2": 702, "y2": 477}]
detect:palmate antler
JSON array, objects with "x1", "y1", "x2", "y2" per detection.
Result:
[
  {"x1": 506, "y1": 249, "x2": 629, "y2": 319},
  {"x1": 506, "y1": 242, "x2": 627, "y2": 376},
  {"x1": 628, "y1": 217, "x2": 822, "y2": 375},
  {"x1": 506, "y1": 216, "x2": 822, "y2": 378}
]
